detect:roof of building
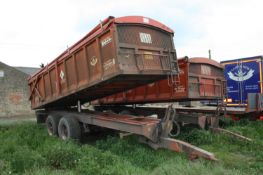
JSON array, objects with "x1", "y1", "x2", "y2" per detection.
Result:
[{"x1": 14, "y1": 67, "x2": 40, "y2": 75}]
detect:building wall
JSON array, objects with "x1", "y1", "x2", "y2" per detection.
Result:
[{"x1": 0, "y1": 62, "x2": 33, "y2": 117}]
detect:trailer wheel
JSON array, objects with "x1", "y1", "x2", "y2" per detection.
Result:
[
  {"x1": 58, "y1": 116, "x2": 81, "y2": 141},
  {"x1": 46, "y1": 114, "x2": 61, "y2": 136}
]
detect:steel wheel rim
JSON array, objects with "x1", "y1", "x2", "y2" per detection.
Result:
[
  {"x1": 61, "y1": 124, "x2": 68, "y2": 140},
  {"x1": 47, "y1": 121, "x2": 53, "y2": 136}
]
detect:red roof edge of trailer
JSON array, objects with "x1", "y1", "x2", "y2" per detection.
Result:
[
  {"x1": 28, "y1": 16, "x2": 174, "y2": 81},
  {"x1": 114, "y1": 16, "x2": 174, "y2": 34},
  {"x1": 189, "y1": 57, "x2": 223, "y2": 69}
]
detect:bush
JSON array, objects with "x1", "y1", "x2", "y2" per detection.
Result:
[
  {"x1": 0, "y1": 146, "x2": 45, "y2": 174},
  {"x1": 77, "y1": 146, "x2": 145, "y2": 175},
  {"x1": 178, "y1": 128, "x2": 214, "y2": 145},
  {"x1": 42, "y1": 142, "x2": 81, "y2": 169},
  {"x1": 0, "y1": 160, "x2": 12, "y2": 175},
  {"x1": 0, "y1": 120, "x2": 262, "y2": 174}
]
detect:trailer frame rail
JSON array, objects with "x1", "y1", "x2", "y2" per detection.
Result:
[{"x1": 50, "y1": 105, "x2": 217, "y2": 161}]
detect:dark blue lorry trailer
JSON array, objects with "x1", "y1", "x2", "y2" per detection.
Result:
[
  {"x1": 172, "y1": 56, "x2": 263, "y2": 121},
  {"x1": 221, "y1": 55, "x2": 263, "y2": 108}
]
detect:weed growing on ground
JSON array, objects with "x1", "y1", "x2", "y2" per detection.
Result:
[{"x1": 0, "y1": 120, "x2": 262, "y2": 174}]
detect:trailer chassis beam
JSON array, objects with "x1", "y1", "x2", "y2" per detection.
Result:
[
  {"x1": 52, "y1": 105, "x2": 217, "y2": 161},
  {"x1": 143, "y1": 105, "x2": 217, "y2": 161},
  {"x1": 70, "y1": 111, "x2": 161, "y2": 142}
]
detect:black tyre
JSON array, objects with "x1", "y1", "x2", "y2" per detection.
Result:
[
  {"x1": 46, "y1": 114, "x2": 61, "y2": 136},
  {"x1": 58, "y1": 116, "x2": 81, "y2": 141}
]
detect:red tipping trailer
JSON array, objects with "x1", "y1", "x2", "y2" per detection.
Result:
[
  {"x1": 92, "y1": 57, "x2": 225, "y2": 105},
  {"x1": 92, "y1": 57, "x2": 227, "y2": 130},
  {"x1": 28, "y1": 16, "x2": 178, "y2": 109},
  {"x1": 29, "y1": 17, "x2": 219, "y2": 161}
]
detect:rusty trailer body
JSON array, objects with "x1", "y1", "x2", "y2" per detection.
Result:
[
  {"x1": 28, "y1": 16, "x2": 178, "y2": 109},
  {"x1": 29, "y1": 17, "x2": 219, "y2": 161},
  {"x1": 92, "y1": 57, "x2": 225, "y2": 105}
]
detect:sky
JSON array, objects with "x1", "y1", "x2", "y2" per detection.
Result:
[{"x1": 0, "y1": 0, "x2": 262, "y2": 67}]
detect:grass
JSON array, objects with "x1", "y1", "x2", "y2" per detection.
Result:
[{"x1": 0, "y1": 119, "x2": 262, "y2": 175}]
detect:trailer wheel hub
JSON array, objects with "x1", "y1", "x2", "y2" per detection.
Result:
[
  {"x1": 60, "y1": 124, "x2": 69, "y2": 140},
  {"x1": 47, "y1": 122, "x2": 53, "y2": 136}
]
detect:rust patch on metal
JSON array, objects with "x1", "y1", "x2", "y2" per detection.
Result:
[{"x1": 169, "y1": 140, "x2": 182, "y2": 152}]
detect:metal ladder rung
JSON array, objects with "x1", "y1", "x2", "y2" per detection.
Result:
[{"x1": 167, "y1": 50, "x2": 180, "y2": 86}]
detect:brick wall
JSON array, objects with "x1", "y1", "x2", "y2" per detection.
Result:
[{"x1": 0, "y1": 62, "x2": 33, "y2": 117}]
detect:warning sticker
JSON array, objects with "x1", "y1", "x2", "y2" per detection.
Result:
[{"x1": 60, "y1": 70, "x2": 65, "y2": 80}]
